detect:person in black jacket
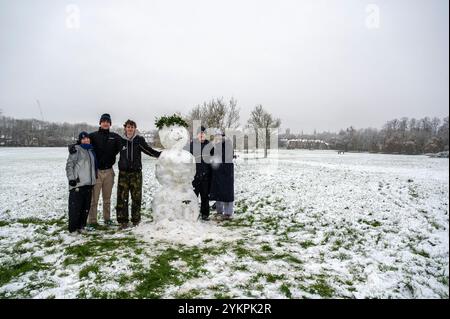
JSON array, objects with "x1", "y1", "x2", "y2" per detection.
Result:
[
  {"x1": 210, "y1": 130, "x2": 235, "y2": 220},
  {"x1": 186, "y1": 126, "x2": 213, "y2": 221},
  {"x1": 117, "y1": 120, "x2": 161, "y2": 229},
  {"x1": 81, "y1": 113, "x2": 122, "y2": 228}
]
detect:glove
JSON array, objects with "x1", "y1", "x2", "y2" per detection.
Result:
[
  {"x1": 69, "y1": 180, "x2": 77, "y2": 187},
  {"x1": 68, "y1": 144, "x2": 77, "y2": 154}
]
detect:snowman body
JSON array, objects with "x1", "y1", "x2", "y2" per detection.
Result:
[{"x1": 152, "y1": 124, "x2": 199, "y2": 222}]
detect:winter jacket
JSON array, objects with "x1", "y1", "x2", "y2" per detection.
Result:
[
  {"x1": 209, "y1": 138, "x2": 235, "y2": 202},
  {"x1": 66, "y1": 145, "x2": 97, "y2": 190},
  {"x1": 88, "y1": 128, "x2": 122, "y2": 170},
  {"x1": 118, "y1": 134, "x2": 161, "y2": 172},
  {"x1": 186, "y1": 139, "x2": 213, "y2": 184}
]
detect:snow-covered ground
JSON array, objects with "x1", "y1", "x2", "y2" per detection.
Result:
[{"x1": 0, "y1": 148, "x2": 448, "y2": 299}]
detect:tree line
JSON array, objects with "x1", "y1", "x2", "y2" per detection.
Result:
[
  {"x1": 1, "y1": 103, "x2": 448, "y2": 155},
  {"x1": 0, "y1": 116, "x2": 100, "y2": 147},
  {"x1": 282, "y1": 116, "x2": 449, "y2": 154}
]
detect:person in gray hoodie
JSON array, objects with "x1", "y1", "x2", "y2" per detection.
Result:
[{"x1": 66, "y1": 131, "x2": 97, "y2": 233}]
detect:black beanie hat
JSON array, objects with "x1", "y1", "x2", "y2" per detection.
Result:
[
  {"x1": 99, "y1": 113, "x2": 112, "y2": 124},
  {"x1": 78, "y1": 131, "x2": 89, "y2": 144},
  {"x1": 196, "y1": 126, "x2": 206, "y2": 134}
]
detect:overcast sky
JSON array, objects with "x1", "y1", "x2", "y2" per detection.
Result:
[{"x1": 0, "y1": 0, "x2": 448, "y2": 132}]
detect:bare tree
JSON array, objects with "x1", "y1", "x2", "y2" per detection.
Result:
[
  {"x1": 224, "y1": 97, "x2": 240, "y2": 129},
  {"x1": 247, "y1": 105, "x2": 281, "y2": 158},
  {"x1": 186, "y1": 97, "x2": 240, "y2": 133}
]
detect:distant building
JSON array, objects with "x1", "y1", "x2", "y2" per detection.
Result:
[{"x1": 286, "y1": 139, "x2": 329, "y2": 150}]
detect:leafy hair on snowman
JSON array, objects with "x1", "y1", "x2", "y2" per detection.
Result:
[{"x1": 155, "y1": 114, "x2": 188, "y2": 129}]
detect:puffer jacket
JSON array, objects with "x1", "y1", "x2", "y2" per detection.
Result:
[
  {"x1": 66, "y1": 145, "x2": 97, "y2": 190},
  {"x1": 88, "y1": 128, "x2": 122, "y2": 170}
]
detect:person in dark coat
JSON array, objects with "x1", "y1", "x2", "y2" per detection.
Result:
[
  {"x1": 186, "y1": 126, "x2": 213, "y2": 221},
  {"x1": 87, "y1": 113, "x2": 122, "y2": 227},
  {"x1": 116, "y1": 119, "x2": 161, "y2": 229},
  {"x1": 65, "y1": 132, "x2": 97, "y2": 233},
  {"x1": 210, "y1": 130, "x2": 235, "y2": 220},
  {"x1": 70, "y1": 113, "x2": 122, "y2": 228}
]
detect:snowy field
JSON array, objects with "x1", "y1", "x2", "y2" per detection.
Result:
[{"x1": 0, "y1": 147, "x2": 448, "y2": 299}]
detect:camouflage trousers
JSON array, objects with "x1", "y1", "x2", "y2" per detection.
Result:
[{"x1": 116, "y1": 171, "x2": 143, "y2": 224}]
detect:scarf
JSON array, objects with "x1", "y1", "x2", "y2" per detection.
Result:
[{"x1": 80, "y1": 144, "x2": 98, "y2": 173}]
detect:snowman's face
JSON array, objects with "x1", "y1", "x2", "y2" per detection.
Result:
[{"x1": 159, "y1": 125, "x2": 189, "y2": 149}]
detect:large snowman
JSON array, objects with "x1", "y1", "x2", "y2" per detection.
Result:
[{"x1": 152, "y1": 115, "x2": 199, "y2": 222}]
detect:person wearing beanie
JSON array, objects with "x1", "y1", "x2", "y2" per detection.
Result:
[
  {"x1": 186, "y1": 125, "x2": 213, "y2": 221},
  {"x1": 65, "y1": 132, "x2": 97, "y2": 234},
  {"x1": 99, "y1": 113, "x2": 112, "y2": 124},
  {"x1": 69, "y1": 113, "x2": 122, "y2": 229},
  {"x1": 116, "y1": 120, "x2": 161, "y2": 229}
]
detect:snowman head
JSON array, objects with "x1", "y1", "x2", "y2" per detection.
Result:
[
  {"x1": 159, "y1": 125, "x2": 189, "y2": 149},
  {"x1": 155, "y1": 114, "x2": 190, "y2": 150}
]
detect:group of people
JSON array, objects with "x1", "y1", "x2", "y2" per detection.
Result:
[
  {"x1": 65, "y1": 113, "x2": 235, "y2": 234},
  {"x1": 187, "y1": 126, "x2": 235, "y2": 221}
]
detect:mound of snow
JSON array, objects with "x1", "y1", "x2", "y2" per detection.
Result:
[{"x1": 133, "y1": 219, "x2": 237, "y2": 246}]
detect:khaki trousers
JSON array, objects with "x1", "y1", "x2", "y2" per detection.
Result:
[{"x1": 88, "y1": 168, "x2": 115, "y2": 224}]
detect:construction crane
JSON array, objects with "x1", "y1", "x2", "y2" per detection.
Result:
[{"x1": 36, "y1": 99, "x2": 44, "y2": 121}]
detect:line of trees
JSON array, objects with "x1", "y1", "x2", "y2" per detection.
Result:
[
  {"x1": 0, "y1": 116, "x2": 99, "y2": 146},
  {"x1": 2, "y1": 105, "x2": 448, "y2": 155},
  {"x1": 282, "y1": 116, "x2": 449, "y2": 154}
]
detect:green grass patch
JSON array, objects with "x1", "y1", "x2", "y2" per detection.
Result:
[
  {"x1": 14, "y1": 217, "x2": 65, "y2": 227},
  {"x1": 265, "y1": 273, "x2": 285, "y2": 283},
  {"x1": 300, "y1": 240, "x2": 315, "y2": 249},
  {"x1": 280, "y1": 283, "x2": 292, "y2": 298},
  {"x1": 231, "y1": 264, "x2": 249, "y2": 272},
  {"x1": 79, "y1": 264, "x2": 100, "y2": 279},
  {"x1": 331, "y1": 239, "x2": 343, "y2": 252},
  {"x1": 0, "y1": 257, "x2": 49, "y2": 286},
  {"x1": 221, "y1": 215, "x2": 255, "y2": 228},
  {"x1": 43, "y1": 238, "x2": 64, "y2": 248},
  {"x1": 411, "y1": 247, "x2": 430, "y2": 258},
  {"x1": 233, "y1": 246, "x2": 253, "y2": 258},
  {"x1": 0, "y1": 220, "x2": 10, "y2": 227},
  {"x1": 307, "y1": 277, "x2": 335, "y2": 298},
  {"x1": 260, "y1": 216, "x2": 280, "y2": 232},
  {"x1": 214, "y1": 292, "x2": 233, "y2": 299},
  {"x1": 358, "y1": 219, "x2": 382, "y2": 227},
  {"x1": 63, "y1": 237, "x2": 138, "y2": 266},
  {"x1": 132, "y1": 246, "x2": 207, "y2": 298},
  {"x1": 175, "y1": 289, "x2": 202, "y2": 299}
]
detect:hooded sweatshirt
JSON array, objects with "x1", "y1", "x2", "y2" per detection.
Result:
[{"x1": 118, "y1": 133, "x2": 161, "y2": 172}]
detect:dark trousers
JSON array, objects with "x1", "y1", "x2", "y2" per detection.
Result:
[
  {"x1": 116, "y1": 171, "x2": 143, "y2": 224},
  {"x1": 68, "y1": 186, "x2": 93, "y2": 232},
  {"x1": 194, "y1": 179, "x2": 210, "y2": 217}
]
